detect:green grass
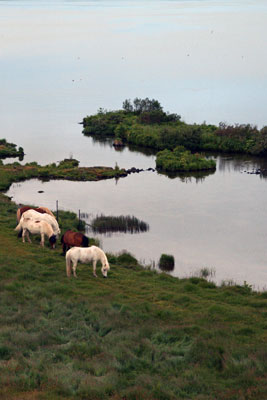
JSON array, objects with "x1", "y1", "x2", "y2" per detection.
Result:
[{"x1": 0, "y1": 193, "x2": 266, "y2": 399}]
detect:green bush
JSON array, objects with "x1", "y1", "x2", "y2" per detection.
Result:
[
  {"x1": 0, "y1": 139, "x2": 24, "y2": 159},
  {"x1": 116, "y1": 251, "x2": 139, "y2": 266},
  {"x1": 156, "y1": 147, "x2": 216, "y2": 172},
  {"x1": 159, "y1": 254, "x2": 175, "y2": 271}
]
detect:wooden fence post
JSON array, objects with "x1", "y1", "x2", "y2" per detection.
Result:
[{"x1": 56, "y1": 200, "x2": 58, "y2": 221}]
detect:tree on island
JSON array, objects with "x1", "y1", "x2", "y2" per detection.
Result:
[{"x1": 123, "y1": 97, "x2": 163, "y2": 114}]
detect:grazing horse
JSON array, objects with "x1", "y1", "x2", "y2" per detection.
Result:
[
  {"x1": 61, "y1": 230, "x2": 89, "y2": 255},
  {"x1": 16, "y1": 206, "x2": 55, "y2": 222},
  {"x1": 65, "y1": 246, "x2": 110, "y2": 278},
  {"x1": 15, "y1": 218, "x2": 57, "y2": 248},
  {"x1": 16, "y1": 209, "x2": 61, "y2": 237}
]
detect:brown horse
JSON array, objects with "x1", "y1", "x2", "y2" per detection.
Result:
[
  {"x1": 61, "y1": 230, "x2": 89, "y2": 255},
  {"x1": 17, "y1": 206, "x2": 55, "y2": 222}
]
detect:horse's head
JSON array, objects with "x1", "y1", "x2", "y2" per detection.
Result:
[
  {"x1": 55, "y1": 228, "x2": 61, "y2": 238},
  {"x1": 49, "y1": 234, "x2": 57, "y2": 249},
  {"x1": 101, "y1": 262, "x2": 110, "y2": 278}
]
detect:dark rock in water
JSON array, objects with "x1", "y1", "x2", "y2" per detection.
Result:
[
  {"x1": 126, "y1": 167, "x2": 146, "y2": 174},
  {"x1": 113, "y1": 139, "x2": 124, "y2": 147},
  {"x1": 127, "y1": 167, "x2": 137, "y2": 173}
]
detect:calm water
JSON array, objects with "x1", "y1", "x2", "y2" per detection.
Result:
[
  {"x1": 1, "y1": 0, "x2": 267, "y2": 166},
  {"x1": 1, "y1": 0, "x2": 267, "y2": 288}
]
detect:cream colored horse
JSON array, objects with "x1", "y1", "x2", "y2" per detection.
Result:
[
  {"x1": 15, "y1": 218, "x2": 57, "y2": 248},
  {"x1": 66, "y1": 246, "x2": 110, "y2": 278},
  {"x1": 18, "y1": 209, "x2": 60, "y2": 236}
]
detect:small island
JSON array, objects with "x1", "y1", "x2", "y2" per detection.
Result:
[
  {"x1": 156, "y1": 146, "x2": 216, "y2": 172},
  {"x1": 82, "y1": 98, "x2": 267, "y2": 157},
  {"x1": 0, "y1": 158, "x2": 127, "y2": 191}
]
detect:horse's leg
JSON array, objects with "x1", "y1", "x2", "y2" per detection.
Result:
[
  {"x1": 93, "y1": 260, "x2": 97, "y2": 277},
  {"x1": 22, "y1": 228, "x2": 26, "y2": 243},
  {"x1": 40, "y1": 233, "x2": 44, "y2": 247},
  {"x1": 72, "y1": 261, "x2": 78, "y2": 278},
  {"x1": 62, "y1": 242, "x2": 67, "y2": 255},
  {"x1": 25, "y1": 229, "x2": 32, "y2": 243}
]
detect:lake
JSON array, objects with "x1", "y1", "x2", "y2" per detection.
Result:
[{"x1": 1, "y1": 0, "x2": 267, "y2": 289}]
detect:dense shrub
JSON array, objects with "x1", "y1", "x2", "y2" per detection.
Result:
[
  {"x1": 0, "y1": 139, "x2": 24, "y2": 159},
  {"x1": 116, "y1": 251, "x2": 139, "y2": 266},
  {"x1": 156, "y1": 147, "x2": 216, "y2": 172},
  {"x1": 58, "y1": 158, "x2": 79, "y2": 168},
  {"x1": 159, "y1": 254, "x2": 175, "y2": 271}
]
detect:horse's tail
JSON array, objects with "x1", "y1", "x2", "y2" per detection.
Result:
[
  {"x1": 82, "y1": 235, "x2": 89, "y2": 247},
  {"x1": 14, "y1": 219, "x2": 22, "y2": 232},
  {"x1": 16, "y1": 208, "x2": 21, "y2": 223},
  {"x1": 65, "y1": 250, "x2": 72, "y2": 277}
]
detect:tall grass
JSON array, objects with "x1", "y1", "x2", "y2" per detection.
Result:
[{"x1": 91, "y1": 214, "x2": 149, "y2": 234}]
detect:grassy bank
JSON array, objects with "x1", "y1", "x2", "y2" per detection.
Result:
[
  {"x1": 0, "y1": 193, "x2": 266, "y2": 399},
  {"x1": 0, "y1": 158, "x2": 127, "y2": 191},
  {"x1": 83, "y1": 99, "x2": 267, "y2": 156}
]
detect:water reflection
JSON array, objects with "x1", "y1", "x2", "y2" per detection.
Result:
[
  {"x1": 87, "y1": 134, "x2": 157, "y2": 157},
  {"x1": 215, "y1": 153, "x2": 267, "y2": 172},
  {"x1": 1, "y1": 154, "x2": 24, "y2": 162},
  {"x1": 157, "y1": 168, "x2": 215, "y2": 182}
]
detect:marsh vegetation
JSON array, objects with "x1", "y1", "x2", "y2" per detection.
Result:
[{"x1": 90, "y1": 214, "x2": 149, "y2": 234}]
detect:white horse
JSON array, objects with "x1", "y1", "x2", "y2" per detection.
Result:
[
  {"x1": 18, "y1": 209, "x2": 61, "y2": 237},
  {"x1": 66, "y1": 246, "x2": 110, "y2": 278},
  {"x1": 15, "y1": 218, "x2": 57, "y2": 248}
]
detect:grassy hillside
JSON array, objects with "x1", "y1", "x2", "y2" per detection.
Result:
[{"x1": 0, "y1": 194, "x2": 266, "y2": 400}]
